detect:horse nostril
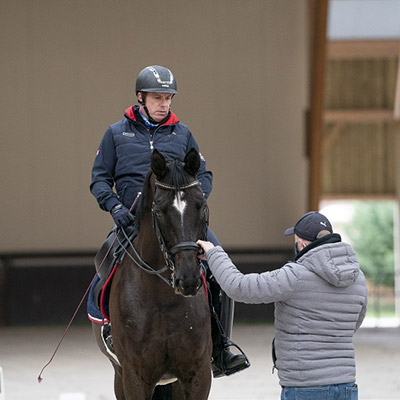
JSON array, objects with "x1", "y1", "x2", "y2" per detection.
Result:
[{"x1": 175, "y1": 279, "x2": 182, "y2": 289}]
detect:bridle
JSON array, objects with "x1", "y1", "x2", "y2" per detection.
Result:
[
  {"x1": 152, "y1": 178, "x2": 209, "y2": 267},
  {"x1": 120, "y1": 178, "x2": 209, "y2": 288}
]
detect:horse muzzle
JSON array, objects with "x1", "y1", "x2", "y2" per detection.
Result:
[
  {"x1": 169, "y1": 242, "x2": 204, "y2": 297},
  {"x1": 174, "y1": 276, "x2": 203, "y2": 297}
]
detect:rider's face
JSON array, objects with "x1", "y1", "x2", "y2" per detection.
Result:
[{"x1": 139, "y1": 92, "x2": 173, "y2": 122}]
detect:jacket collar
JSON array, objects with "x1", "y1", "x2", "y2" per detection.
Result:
[
  {"x1": 295, "y1": 233, "x2": 342, "y2": 261},
  {"x1": 124, "y1": 105, "x2": 179, "y2": 126}
]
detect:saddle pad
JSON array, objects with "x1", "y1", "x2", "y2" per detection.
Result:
[
  {"x1": 87, "y1": 264, "x2": 118, "y2": 324},
  {"x1": 87, "y1": 275, "x2": 103, "y2": 324}
]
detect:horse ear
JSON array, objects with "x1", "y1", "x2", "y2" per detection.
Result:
[
  {"x1": 151, "y1": 149, "x2": 168, "y2": 179},
  {"x1": 184, "y1": 148, "x2": 201, "y2": 177}
]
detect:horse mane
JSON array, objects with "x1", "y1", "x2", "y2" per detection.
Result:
[{"x1": 133, "y1": 170, "x2": 153, "y2": 231}]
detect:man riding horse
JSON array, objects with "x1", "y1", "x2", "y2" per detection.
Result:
[{"x1": 89, "y1": 65, "x2": 249, "y2": 377}]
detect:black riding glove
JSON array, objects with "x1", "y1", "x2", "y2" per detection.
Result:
[{"x1": 110, "y1": 204, "x2": 134, "y2": 229}]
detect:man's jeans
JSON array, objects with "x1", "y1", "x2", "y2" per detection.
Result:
[{"x1": 281, "y1": 383, "x2": 358, "y2": 400}]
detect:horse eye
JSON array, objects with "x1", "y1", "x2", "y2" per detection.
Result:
[{"x1": 153, "y1": 208, "x2": 163, "y2": 217}]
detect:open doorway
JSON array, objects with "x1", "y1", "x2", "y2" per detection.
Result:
[{"x1": 320, "y1": 199, "x2": 399, "y2": 327}]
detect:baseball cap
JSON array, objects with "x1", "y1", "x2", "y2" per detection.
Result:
[{"x1": 284, "y1": 211, "x2": 333, "y2": 241}]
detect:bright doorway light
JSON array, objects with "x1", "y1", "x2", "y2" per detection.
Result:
[{"x1": 320, "y1": 199, "x2": 399, "y2": 328}]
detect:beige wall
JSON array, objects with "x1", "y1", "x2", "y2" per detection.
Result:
[{"x1": 0, "y1": 0, "x2": 309, "y2": 252}]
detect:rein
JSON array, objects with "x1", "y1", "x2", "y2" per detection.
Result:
[{"x1": 118, "y1": 226, "x2": 173, "y2": 287}]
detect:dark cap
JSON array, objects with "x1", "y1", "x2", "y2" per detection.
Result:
[{"x1": 284, "y1": 211, "x2": 333, "y2": 241}]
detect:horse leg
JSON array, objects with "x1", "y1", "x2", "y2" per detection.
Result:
[
  {"x1": 112, "y1": 365, "x2": 126, "y2": 400},
  {"x1": 121, "y1": 365, "x2": 155, "y2": 400},
  {"x1": 151, "y1": 383, "x2": 174, "y2": 400},
  {"x1": 92, "y1": 323, "x2": 126, "y2": 399},
  {"x1": 179, "y1": 367, "x2": 212, "y2": 400}
]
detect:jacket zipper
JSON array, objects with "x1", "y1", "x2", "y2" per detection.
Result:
[
  {"x1": 272, "y1": 338, "x2": 277, "y2": 374},
  {"x1": 149, "y1": 124, "x2": 168, "y2": 151},
  {"x1": 149, "y1": 129, "x2": 155, "y2": 150}
]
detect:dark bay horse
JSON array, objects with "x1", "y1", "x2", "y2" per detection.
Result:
[{"x1": 93, "y1": 148, "x2": 212, "y2": 399}]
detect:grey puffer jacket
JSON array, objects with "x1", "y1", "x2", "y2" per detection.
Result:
[{"x1": 206, "y1": 234, "x2": 368, "y2": 387}]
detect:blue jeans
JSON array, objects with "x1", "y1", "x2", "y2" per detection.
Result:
[{"x1": 281, "y1": 383, "x2": 358, "y2": 400}]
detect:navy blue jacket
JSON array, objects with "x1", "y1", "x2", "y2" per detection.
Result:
[{"x1": 90, "y1": 105, "x2": 213, "y2": 212}]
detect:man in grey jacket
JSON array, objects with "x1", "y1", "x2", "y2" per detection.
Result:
[{"x1": 197, "y1": 211, "x2": 368, "y2": 400}]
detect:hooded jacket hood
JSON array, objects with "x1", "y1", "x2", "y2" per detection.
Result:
[{"x1": 297, "y1": 237, "x2": 360, "y2": 288}]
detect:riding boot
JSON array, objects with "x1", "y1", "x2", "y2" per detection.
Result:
[{"x1": 208, "y1": 274, "x2": 250, "y2": 378}]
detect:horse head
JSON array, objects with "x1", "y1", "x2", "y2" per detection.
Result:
[{"x1": 150, "y1": 148, "x2": 209, "y2": 297}]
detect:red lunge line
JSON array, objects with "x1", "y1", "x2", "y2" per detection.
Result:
[
  {"x1": 37, "y1": 233, "x2": 118, "y2": 383},
  {"x1": 37, "y1": 194, "x2": 142, "y2": 383}
]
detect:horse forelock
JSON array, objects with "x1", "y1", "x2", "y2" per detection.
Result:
[
  {"x1": 166, "y1": 159, "x2": 192, "y2": 192},
  {"x1": 135, "y1": 160, "x2": 194, "y2": 229}
]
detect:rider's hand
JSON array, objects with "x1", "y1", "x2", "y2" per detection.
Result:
[
  {"x1": 196, "y1": 240, "x2": 215, "y2": 259},
  {"x1": 110, "y1": 204, "x2": 134, "y2": 229}
]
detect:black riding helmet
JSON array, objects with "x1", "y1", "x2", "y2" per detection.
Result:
[
  {"x1": 136, "y1": 65, "x2": 177, "y2": 95},
  {"x1": 136, "y1": 65, "x2": 177, "y2": 124}
]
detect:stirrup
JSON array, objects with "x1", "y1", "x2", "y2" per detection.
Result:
[
  {"x1": 212, "y1": 339, "x2": 250, "y2": 378},
  {"x1": 101, "y1": 323, "x2": 120, "y2": 366}
]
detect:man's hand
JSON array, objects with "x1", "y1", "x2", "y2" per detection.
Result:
[
  {"x1": 110, "y1": 204, "x2": 134, "y2": 229},
  {"x1": 197, "y1": 240, "x2": 215, "y2": 260}
]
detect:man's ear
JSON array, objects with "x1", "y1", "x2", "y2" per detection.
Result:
[{"x1": 137, "y1": 92, "x2": 145, "y2": 105}]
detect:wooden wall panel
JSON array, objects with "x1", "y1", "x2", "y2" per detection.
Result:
[
  {"x1": 322, "y1": 123, "x2": 397, "y2": 196},
  {"x1": 322, "y1": 56, "x2": 400, "y2": 197},
  {"x1": 326, "y1": 59, "x2": 398, "y2": 109}
]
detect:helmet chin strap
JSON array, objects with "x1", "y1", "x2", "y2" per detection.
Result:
[
  {"x1": 138, "y1": 92, "x2": 171, "y2": 125},
  {"x1": 144, "y1": 106, "x2": 160, "y2": 125}
]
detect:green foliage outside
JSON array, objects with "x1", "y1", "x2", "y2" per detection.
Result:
[{"x1": 343, "y1": 201, "x2": 395, "y2": 287}]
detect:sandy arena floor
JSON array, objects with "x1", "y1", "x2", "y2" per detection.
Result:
[{"x1": 0, "y1": 323, "x2": 399, "y2": 399}]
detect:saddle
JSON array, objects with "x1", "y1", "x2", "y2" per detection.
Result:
[{"x1": 93, "y1": 224, "x2": 138, "y2": 308}]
